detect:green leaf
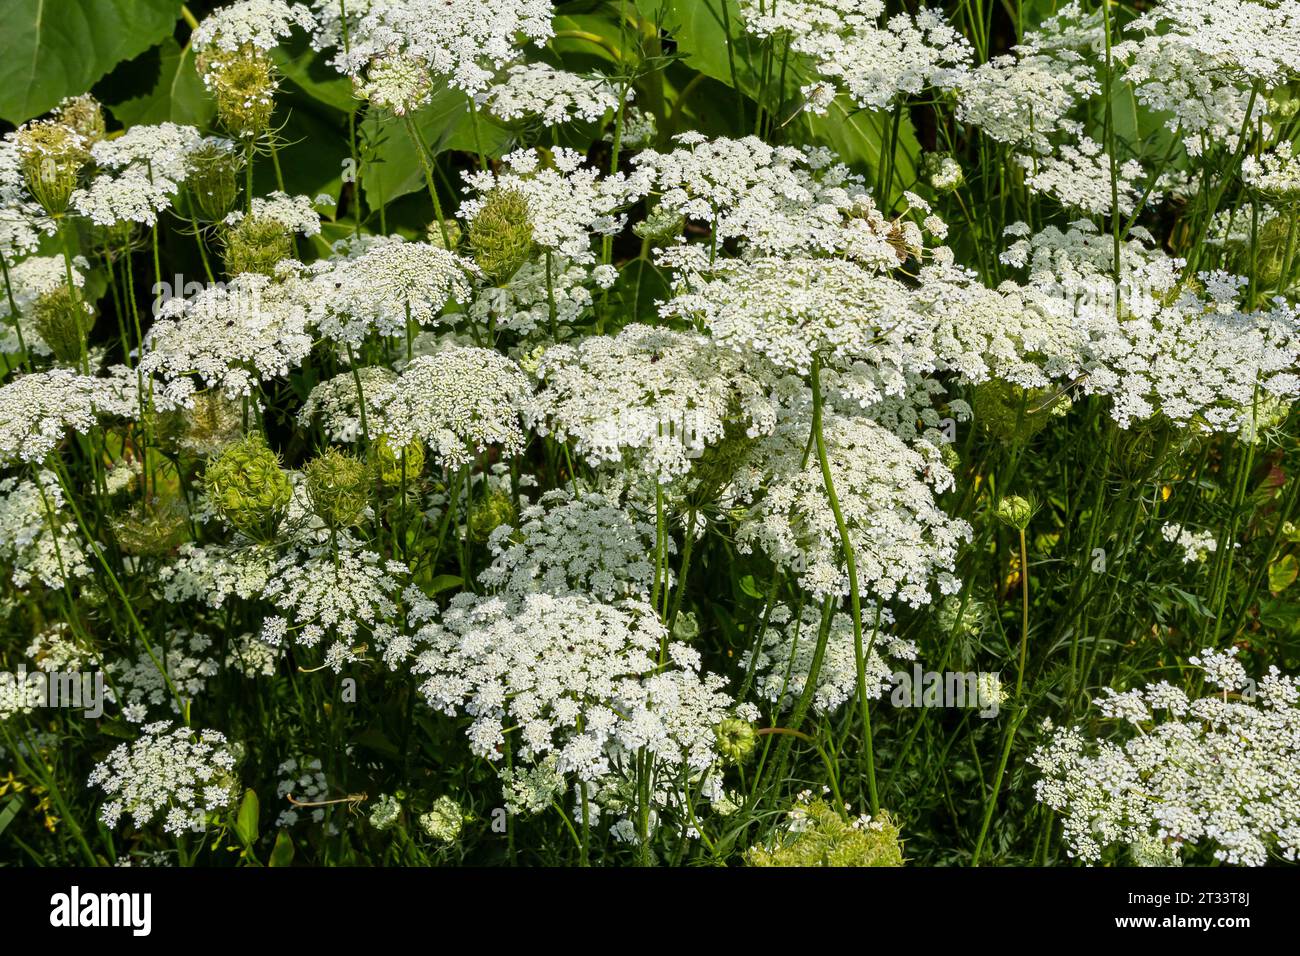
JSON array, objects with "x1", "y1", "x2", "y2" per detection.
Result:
[
  {"x1": 636, "y1": 0, "x2": 757, "y2": 90},
  {"x1": 1269, "y1": 554, "x2": 1299, "y2": 594},
  {"x1": 109, "y1": 37, "x2": 213, "y2": 129},
  {"x1": 427, "y1": 574, "x2": 464, "y2": 595},
  {"x1": 0, "y1": 0, "x2": 185, "y2": 123},
  {"x1": 234, "y1": 788, "x2": 260, "y2": 847},
  {"x1": 360, "y1": 88, "x2": 513, "y2": 207},
  {"x1": 807, "y1": 96, "x2": 920, "y2": 204},
  {"x1": 0, "y1": 795, "x2": 22, "y2": 838},
  {"x1": 268, "y1": 830, "x2": 295, "y2": 867}
]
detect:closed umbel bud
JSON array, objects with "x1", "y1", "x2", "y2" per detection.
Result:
[
  {"x1": 222, "y1": 213, "x2": 293, "y2": 277},
  {"x1": 996, "y1": 495, "x2": 1035, "y2": 531},
  {"x1": 715, "y1": 717, "x2": 758, "y2": 764},
  {"x1": 54, "y1": 94, "x2": 107, "y2": 146},
  {"x1": 112, "y1": 496, "x2": 190, "y2": 557},
  {"x1": 468, "y1": 487, "x2": 515, "y2": 543},
  {"x1": 15, "y1": 120, "x2": 90, "y2": 216},
  {"x1": 305, "y1": 448, "x2": 369, "y2": 529},
  {"x1": 200, "y1": 48, "x2": 278, "y2": 140},
  {"x1": 468, "y1": 187, "x2": 534, "y2": 282},
  {"x1": 204, "y1": 433, "x2": 293, "y2": 541},
  {"x1": 32, "y1": 286, "x2": 94, "y2": 364},
  {"x1": 369, "y1": 435, "x2": 425, "y2": 487},
  {"x1": 186, "y1": 139, "x2": 244, "y2": 222}
]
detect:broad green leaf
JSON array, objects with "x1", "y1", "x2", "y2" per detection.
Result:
[
  {"x1": 427, "y1": 574, "x2": 465, "y2": 595},
  {"x1": 635, "y1": 0, "x2": 757, "y2": 89},
  {"x1": 109, "y1": 38, "x2": 213, "y2": 129},
  {"x1": 1269, "y1": 554, "x2": 1299, "y2": 594},
  {"x1": 235, "y1": 788, "x2": 260, "y2": 847},
  {"x1": 360, "y1": 87, "x2": 513, "y2": 207},
  {"x1": 807, "y1": 96, "x2": 920, "y2": 204},
  {"x1": 269, "y1": 830, "x2": 295, "y2": 867},
  {"x1": 0, "y1": 0, "x2": 185, "y2": 123}
]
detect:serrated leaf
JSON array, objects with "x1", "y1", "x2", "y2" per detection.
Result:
[{"x1": 0, "y1": 0, "x2": 185, "y2": 123}]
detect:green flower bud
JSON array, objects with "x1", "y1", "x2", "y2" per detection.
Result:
[
  {"x1": 15, "y1": 120, "x2": 90, "y2": 216},
  {"x1": 185, "y1": 139, "x2": 244, "y2": 222},
  {"x1": 369, "y1": 435, "x2": 425, "y2": 487},
  {"x1": 304, "y1": 447, "x2": 369, "y2": 529},
  {"x1": 177, "y1": 392, "x2": 244, "y2": 458},
  {"x1": 200, "y1": 48, "x2": 278, "y2": 140},
  {"x1": 715, "y1": 717, "x2": 757, "y2": 764},
  {"x1": 922, "y1": 152, "x2": 964, "y2": 192},
  {"x1": 32, "y1": 286, "x2": 94, "y2": 365},
  {"x1": 672, "y1": 610, "x2": 700, "y2": 641},
  {"x1": 633, "y1": 204, "x2": 685, "y2": 245},
  {"x1": 222, "y1": 214, "x2": 293, "y2": 277},
  {"x1": 427, "y1": 218, "x2": 464, "y2": 251},
  {"x1": 468, "y1": 487, "x2": 515, "y2": 543},
  {"x1": 368, "y1": 793, "x2": 402, "y2": 832},
  {"x1": 996, "y1": 495, "x2": 1035, "y2": 531},
  {"x1": 111, "y1": 496, "x2": 190, "y2": 557},
  {"x1": 54, "y1": 94, "x2": 106, "y2": 146},
  {"x1": 204, "y1": 433, "x2": 292, "y2": 542},
  {"x1": 468, "y1": 187, "x2": 534, "y2": 282},
  {"x1": 418, "y1": 795, "x2": 465, "y2": 843}
]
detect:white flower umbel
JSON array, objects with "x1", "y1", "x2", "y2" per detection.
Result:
[
  {"x1": 459, "y1": 147, "x2": 651, "y2": 263},
  {"x1": 1032, "y1": 651, "x2": 1300, "y2": 866},
  {"x1": 297, "y1": 367, "x2": 398, "y2": 443},
  {"x1": 0, "y1": 470, "x2": 92, "y2": 589},
  {"x1": 740, "y1": 1, "x2": 971, "y2": 110},
  {"x1": 0, "y1": 254, "x2": 89, "y2": 356},
  {"x1": 375, "y1": 345, "x2": 530, "y2": 468},
  {"x1": 107, "y1": 630, "x2": 219, "y2": 723},
  {"x1": 141, "y1": 271, "x2": 312, "y2": 403},
  {"x1": 226, "y1": 191, "x2": 323, "y2": 237},
  {"x1": 479, "y1": 488, "x2": 661, "y2": 601},
  {"x1": 193, "y1": 0, "x2": 316, "y2": 53},
  {"x1": 311, "y1": 0, "x2": 554, "y2": 96},
  {"x1": 735, "y1": 411, "x2": 970, "y2": 606},
  {"x1": 88, "y1": 721, "x2": 238, "y2": 836},
  {"x1": 526, "y1": 324, "x2": 778, "y2": 481},
  {"x1": 0, "y1": 368, "x2": 139, "y2": 465},
  {"x1": 749, "y1": 602, "x2": 916, "y2": 714},
  {"x1": 1160, "y1": 522, "x2": 1219, "y2": 563},
  {"x1": 302, "y1": 236, "x2": 474, "y2": 344},
  {"x1": 486, "y1": 63, "x2": 624, "y2": 125},
  {"x1": 1021, "y1": 136, "x2": 1146, "y2": 217}
]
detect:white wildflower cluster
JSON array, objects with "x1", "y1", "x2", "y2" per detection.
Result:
[
  {"x1": 0, "y1": 471, "x2": 92, "y2": 589},
  {"x1": 459, "y1": 148, "x2": 650, "y2": 263},
  {"x1": 526, "y1": 324, "x2": 778, "y2": 481},
  {"x1": 155, "y1": 542, "x2": 275, "y2": 608},
  {"x1": 297, "y1": 367, "x2": 398, "y2": 443},
  {"x1": 479, "y1": 489, "x2": 660, "y2": 601},
  {"x1": 740, "y1": 1, "x2": 971, "y2": 110},
  {"x1": 409, "y1": 592, "x2": 754, "y2": 783},
  {"x1": 25, "y1": 623, "x2": 91, "y2": 673},
  {"x1": 193, "y1": 0, "x2": 316, "y2": 53},
  {"x1": 1032, "y1": 651, "x2": 1300, "y2": 866},
  {"x1": 0, "y1": 135, "x2": 53, "y2": 257},
  {"x1": 141, "y1": 272, "x2": 312, "y2": 403},
  {"x1": 734, "y1": 413, "x2": 970, "y2": 606},
  {"x1": 259, "y1": 544, "x2": 406, "y2": 663},
  {"x1": 661, "y1": 256, "x2": 932, "y2": 382},
  {"x1": 107, "y1": 630, "x2": 219, "y2": 723},
  {"x1": 226, "y1": 630, "x2": 283, "y2": 678},
  {"x1": 375, "y1": 346, "x2": 530, "y2": 468},
  {"x1": 302, "y1": 236, "x2": 474, "y2": 343},
  {"x1": 0, "y1": 368, "x2": 142, "y2": 465},
  {"x1": 275, "y1": 756, "x2": 330, "y2": 826},
  {"x1": 0, "y1": 254, "x2": 88, "y2": 356},
  {"x1": 88, "y1": 722, "x2": 238, "y2": 836},
  {"x1": 1160, "y1": 522, "x2": 1219, "y2": 563},
  {"x1": 633, "y1": 136, "x2": 899, "y2": 260},
  {"x1": 467, "y1": 255, "x2": 610, "y2": 334},
  {"x1": 311, "y1": 0, "x2": 555, "y2": 96},
  {"x1": 1243, "y1": 142, "x2": 1300, "y2": 203},
  {"x1": 227, "y1": 192, "x2": 323, "y2": 237},
  {"x1": 486, "y1": 63, "x2": 624, "y2": 126},
  {"x1": 72, "y1": 123, "x2": 204, "y2": 227},
  {"x1": 1021, "y1": 137, "x2": 1147, "y2": 218},
  {"x1": 749, "y1": 602, "x2": 916, "y2": 713}
]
